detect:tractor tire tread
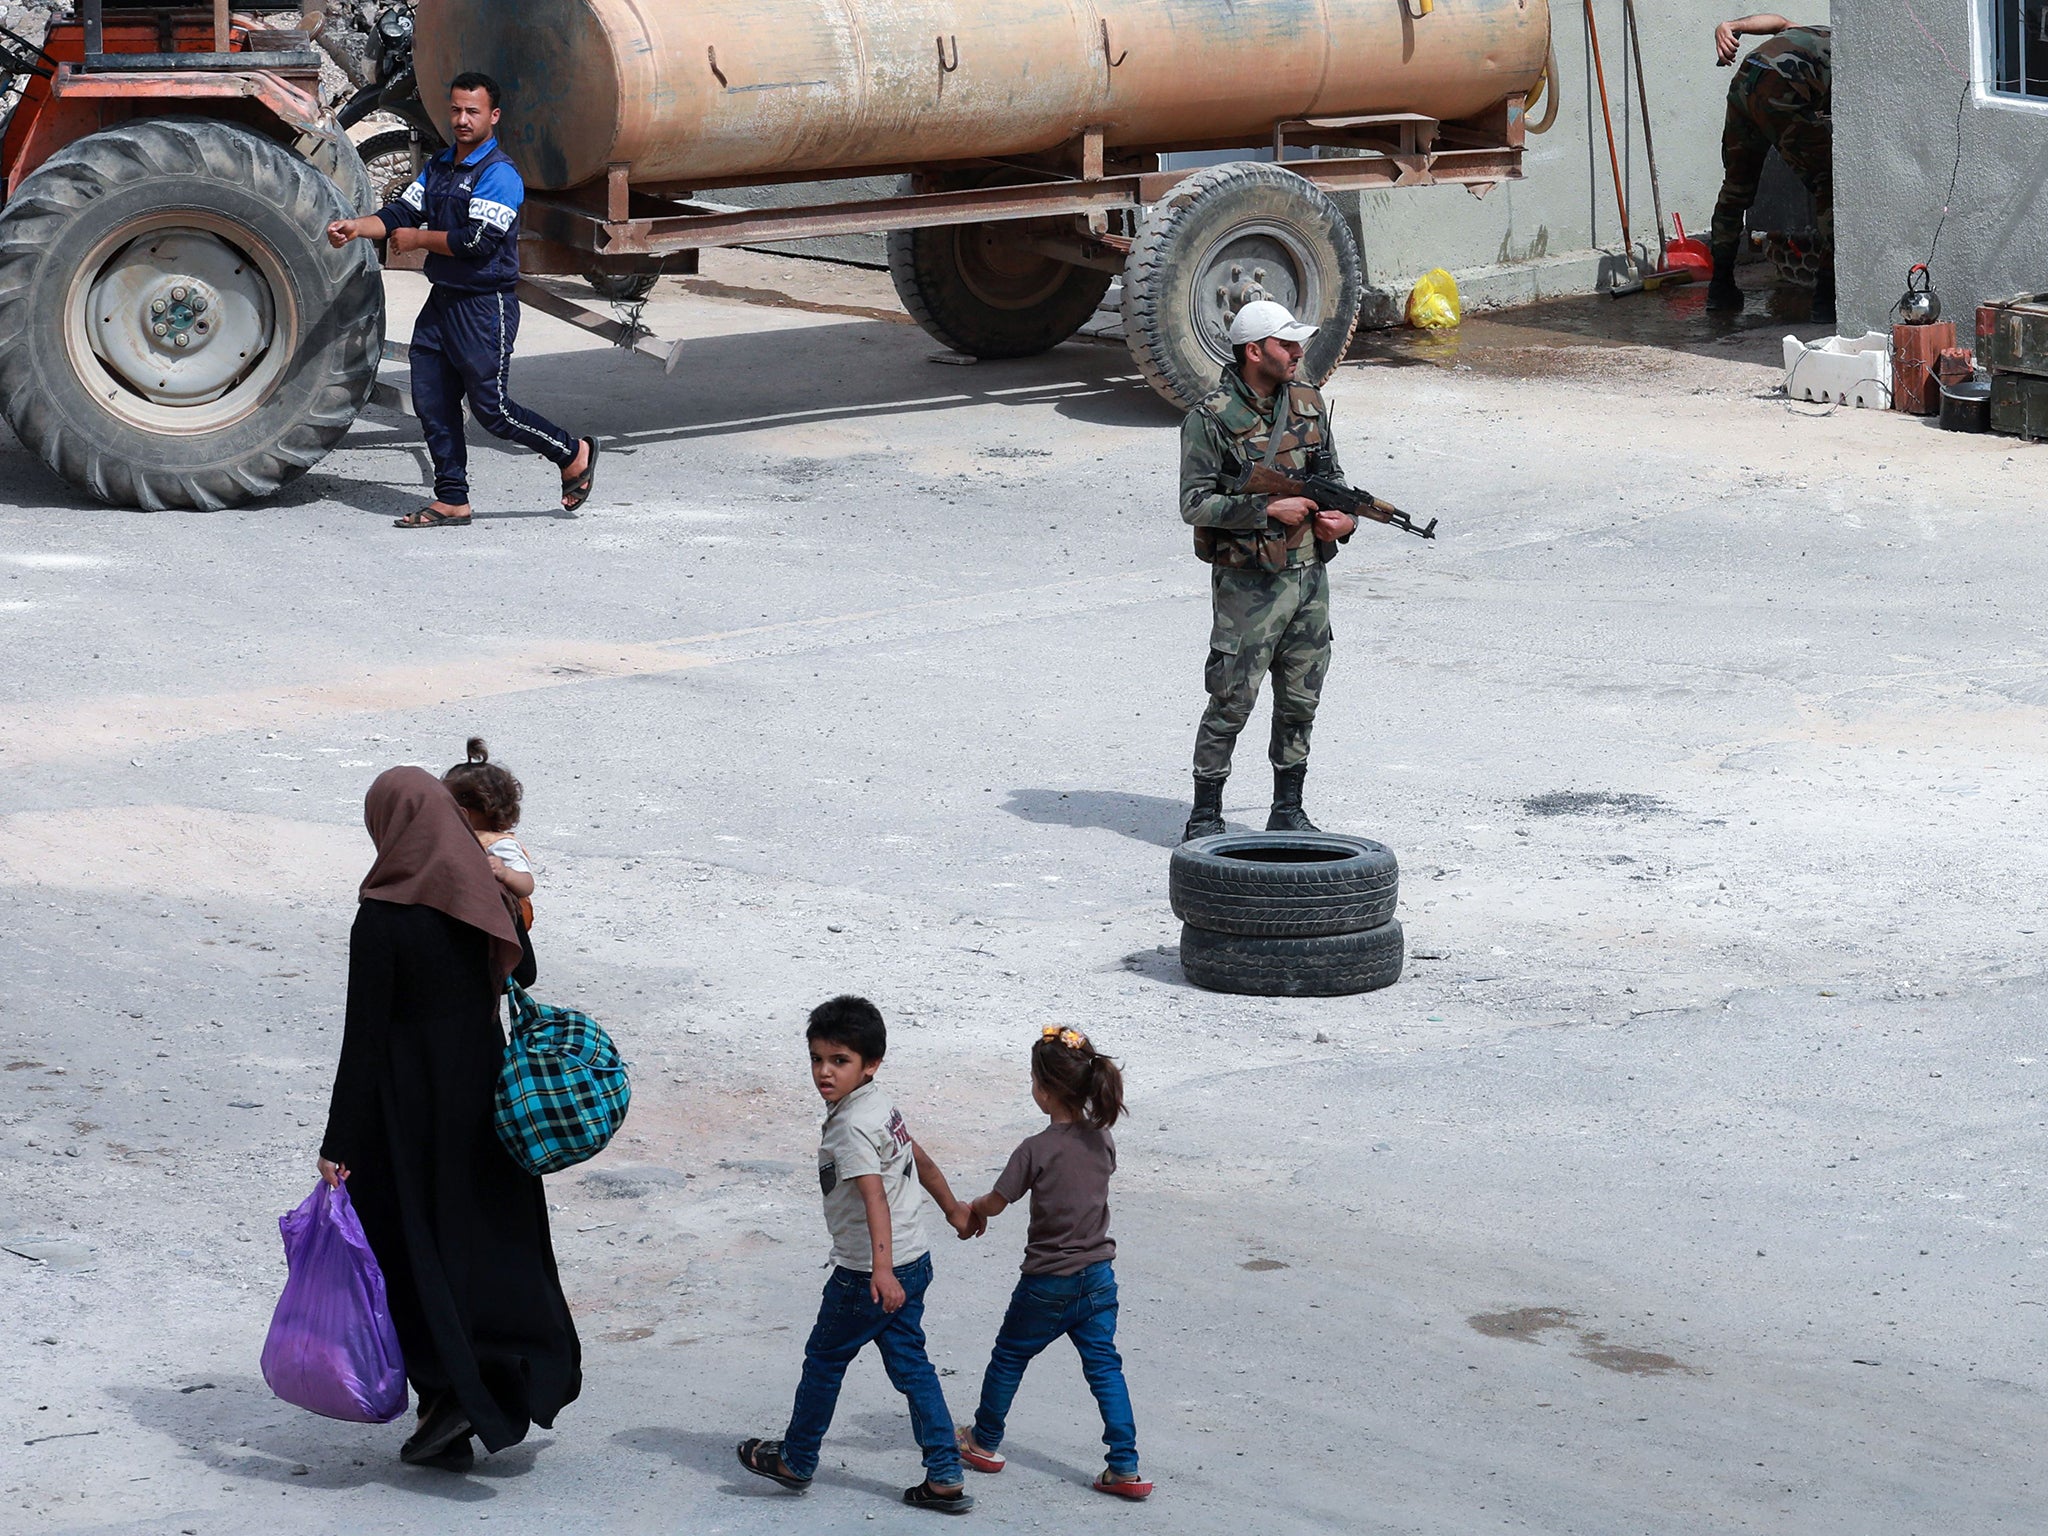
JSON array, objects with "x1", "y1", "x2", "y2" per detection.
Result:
[{"x1": 0, "y1": 117, "x2": 382, "y2": 511}]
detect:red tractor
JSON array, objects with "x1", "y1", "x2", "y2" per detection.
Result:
[{"x1": 0, "y1": 1, "x2": 381, "y2": 508}]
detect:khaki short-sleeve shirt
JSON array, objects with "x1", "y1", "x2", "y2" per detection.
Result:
[{"x1": 818, "y1": 1080, "x2": 928, "y2": 1272}]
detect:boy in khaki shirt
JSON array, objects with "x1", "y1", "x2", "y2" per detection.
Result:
[{"x1": 737, "y1": 996, "x2": 978, "y2": 1514}]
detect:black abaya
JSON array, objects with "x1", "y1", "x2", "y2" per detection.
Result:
[{"x1": 321, "y1": 898, "x2": 578, "y2": 1452}]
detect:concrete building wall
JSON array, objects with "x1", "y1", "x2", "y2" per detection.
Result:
[
  {"x1": 1834, "y1": 0, "x2": 2048, "y2": 336},
  {"x1": 1350, "y1": 0, "x2": 1737, "y2": 315},
  {"x1": 716, "y1": 2, "x2": 1744, "y2": 318}
]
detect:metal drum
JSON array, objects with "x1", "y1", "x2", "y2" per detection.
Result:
[
  {"x1": 1939, "y1": 375, "x2": 1991, "y2": 433},
  {"x1": 415, "y1": 0, "x2": 1550, "y2": 190}
]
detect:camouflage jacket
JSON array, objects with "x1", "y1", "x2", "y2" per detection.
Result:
[
  {"x1": 1180, "y1": 366, "x2": 1349, "y2": 572},
  {"x1": 1744, "y1": 25, "x2": 1830, "y2": 106}
]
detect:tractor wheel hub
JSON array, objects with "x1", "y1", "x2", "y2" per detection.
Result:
[{"x1": 85, "y1": 229, "x2": 274, "y2": 405}]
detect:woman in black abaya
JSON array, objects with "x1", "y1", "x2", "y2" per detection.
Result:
[{"x1": 318, "y1": 766, "x2": 578, "y2": 1469}]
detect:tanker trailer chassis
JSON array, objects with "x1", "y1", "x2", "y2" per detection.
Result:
[{"x1": 520, "y1": 105, "x2": 1528, "y2": 411}]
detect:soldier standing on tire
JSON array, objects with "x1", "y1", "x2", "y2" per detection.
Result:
[
  {"x1": 327, "y1": 71, "x2": 598, "y2": 527},
  {"x1": 1178, "y1": 300, "x2": 1356, "y2": 844},
  {"x1": 1705, "y1": 16, "x2": 1833, "y2": 323}
]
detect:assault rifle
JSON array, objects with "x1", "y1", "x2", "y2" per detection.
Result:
[{"x1": 1228, "y1": 451, "x2": 1438, "y2": 541}]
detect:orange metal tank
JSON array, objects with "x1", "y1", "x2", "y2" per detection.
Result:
[{"x1": 415, "y1": 0, "x2": 1549, "y2": 192}]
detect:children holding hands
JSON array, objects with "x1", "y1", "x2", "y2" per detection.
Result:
[{"x1": 739, "y1": 1003, "x2": 1147, "y2": 1516}]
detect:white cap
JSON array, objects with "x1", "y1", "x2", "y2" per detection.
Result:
[{"x1": 1227, "y1": 298, "x2": 1318, "y2": 346}]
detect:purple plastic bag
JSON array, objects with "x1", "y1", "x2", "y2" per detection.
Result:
[{"x1": 260, "y1": 1180, "x2": 407, "y2": 1423}]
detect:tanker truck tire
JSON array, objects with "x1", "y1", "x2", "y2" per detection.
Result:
[
  {"x1": 1122, "y1": 161, "x2": 1364, "y2": 411},
  {"x1": 887, "y1": 191, "x2": 1113, "y2": 359},
  {"x1": 0, "y1": 118, "x2": 384, "y2": 511},
  {"x1": 587, "y1": 271, "x2": 661, "y2": 304}
]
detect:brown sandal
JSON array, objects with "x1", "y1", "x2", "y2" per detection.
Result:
[
  {"x1": 735, "y1": 1438, "x2": 810, "y2": 1491},
  {"x1": 394, "y1": 506, "x2": 471, "y2": 528},
  {"x1": 560, "y1": 437, "x2": 599, "y2": 510},
  {"x1": 903, "y1": 1480, "x2": 975, "y2": 1514}
]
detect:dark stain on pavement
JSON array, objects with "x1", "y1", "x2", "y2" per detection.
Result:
[
  {"x1": 1521, "y1": 790, "x2": 1671, "y2": 818},
  {"x1": 1241, "y1": 1258, "x2": 1289, "y2": 1272},
  {"x1": 1467, "y1": 1307, "x2": 1704, "y2": 1376},
  {"x1": 1468, "y1": 1306, "x2": 1579, "y2": 1342},
  {"x1": 1571, "y1": 1335, "x2": 1699, "y2": 1376}
]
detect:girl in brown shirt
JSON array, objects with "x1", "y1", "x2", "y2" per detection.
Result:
[{"x1": 956, "y1": 1027, "x2": 1151, "y2": 1500}]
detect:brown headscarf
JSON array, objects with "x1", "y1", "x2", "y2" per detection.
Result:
[{"x1": 359, "y1": 765, "x2": 523, "y2": 985}]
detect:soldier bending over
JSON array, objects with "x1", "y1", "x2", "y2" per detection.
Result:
[
  {"x1": 1707, "y1": 15, "x2": 1833, "y2": 323},
  {"x1": 1178, "y1": 300, "x2": 1356, "y2": 844}
]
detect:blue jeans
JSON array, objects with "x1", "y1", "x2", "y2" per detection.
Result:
[
  {"x1": 781, "y1": 1253, "x2": 963, "y2": 1485},
  {"x1": 972, "y1": 1260, "x2": 1138, "y2": 1477}
]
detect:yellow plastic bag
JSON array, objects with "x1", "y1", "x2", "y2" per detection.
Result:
[{"x1": 1406, "y1": 268, "x2": 1462, "y2": 330}]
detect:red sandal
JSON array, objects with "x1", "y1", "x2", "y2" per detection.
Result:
[
  {"x1": 957, "y1": 1429, "x2": 1005, "y2": 1474},
  {"x1": 1094, "y1": 1469, "x2": 1154, "y2": 1500}
]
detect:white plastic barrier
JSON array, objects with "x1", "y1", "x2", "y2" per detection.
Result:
[{"x1": 1782, "y1": 331, "x2": 1892, "y2": 408}]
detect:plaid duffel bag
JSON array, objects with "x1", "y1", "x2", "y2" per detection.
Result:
[{"x1": 494, "y1": 982, "x2": 632, "y2": 1176}]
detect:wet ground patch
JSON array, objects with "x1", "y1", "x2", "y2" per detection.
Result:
[
  {"x1": 1521, "y1": 790, "x2": 1671, "y2": 818},
  {"x1": 1467, "y1": 1307, "x2": 1702, "y2": 1377}
]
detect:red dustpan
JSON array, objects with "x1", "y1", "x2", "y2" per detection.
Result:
[{"x1": 1667, "y1": 214, "x2": 1712, "y2": 278}]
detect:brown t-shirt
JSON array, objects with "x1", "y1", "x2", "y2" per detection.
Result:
[{"x1": 993, "y1": 1122, "x2": 1117, "y2": 1276}]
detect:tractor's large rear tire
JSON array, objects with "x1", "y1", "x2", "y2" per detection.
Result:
[
  {"x1": 1122, "y1": 161, "x2": 1364, "y2": 411},
  {"x1": 0, "y1": 118, "x2": 384, "y2": 510},
  {"x1": 887, "y1": 178, "x2": 1113, "y2": 359},
  {"x1": 315, "y1": 123, "x2": 378, "y2": 215}
]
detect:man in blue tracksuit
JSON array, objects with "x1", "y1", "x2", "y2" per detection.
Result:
[{"x1": 328, "y1": 72, "x2": 596, "y2": 527}]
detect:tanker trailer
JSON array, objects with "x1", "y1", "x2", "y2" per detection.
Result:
[{"x1": 417, "y1": 0, "x2": 1551, "y2": 408}]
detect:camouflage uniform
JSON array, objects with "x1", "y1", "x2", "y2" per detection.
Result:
[
  {"x1": 1180, "y1": 365, "x2": 1349, "y2": 782},
  {"x1": 1710, "y1": 25, "x2": 1832, "y2": 256}
]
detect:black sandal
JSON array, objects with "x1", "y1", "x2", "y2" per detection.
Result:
[
  {"x1": 735, "y1": 1438, "x2": 811, "y2": 1492},
  {"x1": 399, "y1": 1395, "x2": 472, "y2": 1464},
  {"x1": 412, "y1": 1434, "x2": 475, "y2": 1473},
  {"x1": 561, "y1": 436, "x2": 599, "y2": 510},
  {"x1": 903, "y1": 1480, "x2": 975, "y2": 1514},
  {"x1": 394, "y1": 506, "x2": 472, "y2": 528}
]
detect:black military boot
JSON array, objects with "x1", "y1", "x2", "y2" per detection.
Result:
[
  {"x1": 1705, "y1": 245, "x2": 1743, "y2": 312},
  {"x1": 1811, "y1": 265, "x2": 1836, "y2": 326},
  {"x1": 1182, "y1": 777, "x2": 1226, "y2": 842},
  {"x1": 1266, "y1": 764, "x2": 1319, "y2": 833}
]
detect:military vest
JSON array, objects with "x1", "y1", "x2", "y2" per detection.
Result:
[{"x1": 1191, "y1": 378, "x2": 1333, "y2": 573}]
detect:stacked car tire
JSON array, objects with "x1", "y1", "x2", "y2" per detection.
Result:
[{"x1": 1171, "y1": 832, "x2": 1403, "y2": 996}]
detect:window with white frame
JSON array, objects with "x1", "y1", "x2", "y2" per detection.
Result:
[{"x1": 1988, "y1": 0, "x2": 2048, "y2": 99}]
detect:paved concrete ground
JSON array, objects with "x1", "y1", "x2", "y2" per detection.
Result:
[{"x1": 0, "y1": 256, "x2": 2041, "y2": 1535}]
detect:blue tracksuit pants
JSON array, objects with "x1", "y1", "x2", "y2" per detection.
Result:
[{"x1": 410, "y1": 287, "x2": 578, "y2": 504}]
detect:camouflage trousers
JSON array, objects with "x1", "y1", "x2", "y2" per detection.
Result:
[
  {"x1": 1710, "y1": 62, "x2": 1832, "y2": 255},
  {"x1": 1191, "y1": 562, "x2": 1332, "y2": 781}
]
